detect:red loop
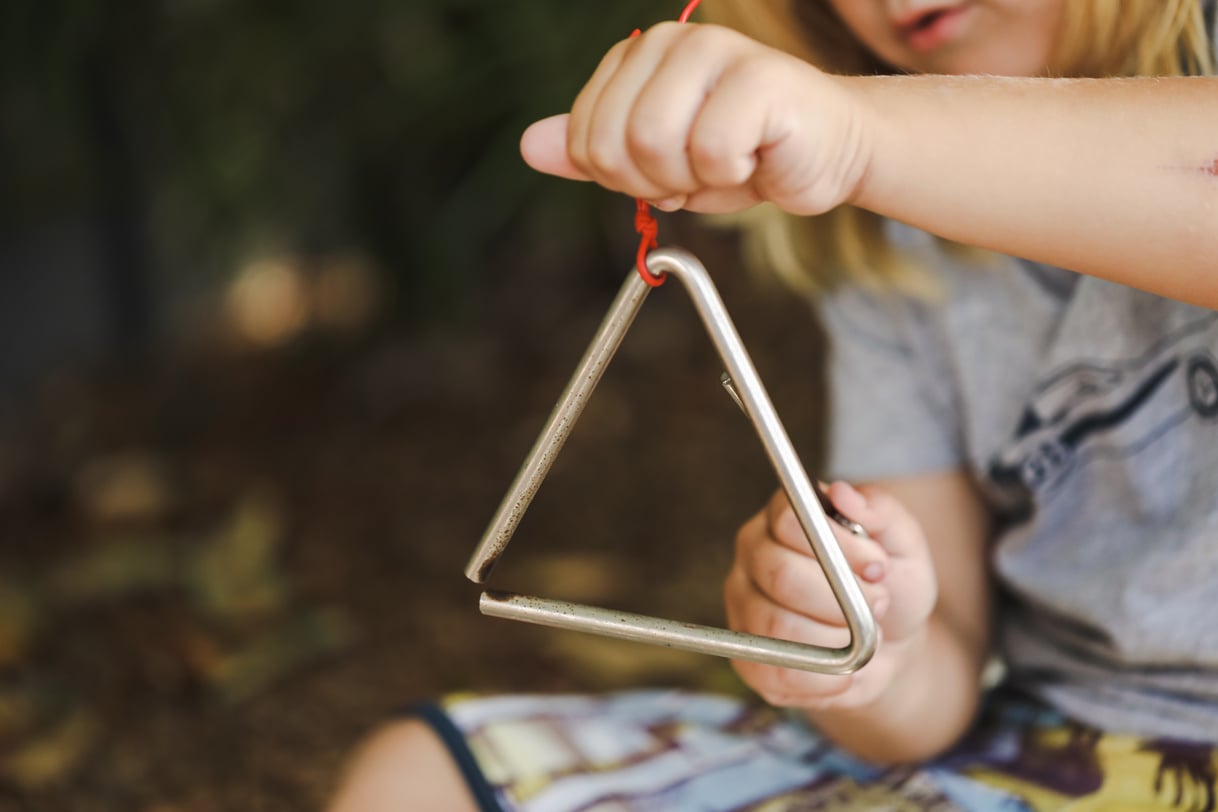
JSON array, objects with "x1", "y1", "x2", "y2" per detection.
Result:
[
  {"x1": 627, "y1": 1, "x2": 700, "y2": 286},
  {"x1": 677, "y1": 0, "x2": 702, "y2": 23},
  {"x1": 634, "y1": 200, "x2": 664, "y2": 286}
]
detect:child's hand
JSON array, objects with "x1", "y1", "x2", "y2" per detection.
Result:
[
  {"x1": 519, "y1": 22, "x2": 871, "y2": 216},
  {"x1": 723, "y1": 482, "x2": 937, "y2": 711}
]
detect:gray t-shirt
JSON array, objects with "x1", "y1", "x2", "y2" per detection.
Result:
[{"x1": 818, "y1": 222, "x2": 1218, "y2": 741}]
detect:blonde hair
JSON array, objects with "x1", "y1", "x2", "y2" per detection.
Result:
[{"x1": 702, "y1": 0, "x2": 1216, "y2": 294}]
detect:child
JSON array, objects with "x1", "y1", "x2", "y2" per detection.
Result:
[{"x1": 331, "y1": 1, "x2": 1218, "y2": 809}]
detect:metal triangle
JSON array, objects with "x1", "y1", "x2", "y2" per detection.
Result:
[{"x1": 465, "y1": 247, "x2": 876, "y2": 674}]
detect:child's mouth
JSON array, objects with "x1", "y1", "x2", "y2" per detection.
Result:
[
  {"x1": 915, "y1": 10, "x2": 951, "y2": 31},
  {"x1": 897, "y1": 4, "x2": 971, "y2": 53}
]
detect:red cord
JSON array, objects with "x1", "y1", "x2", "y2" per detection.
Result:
[
  {"x1": 634, "y1": 199, "x2": 661, "y2": 286},
  {"x1": 630, "y1": 0, "x2": 703, "y2": 286},
  {"x1": 677, "y1": 0, "x2": 702, "y2": 23}
]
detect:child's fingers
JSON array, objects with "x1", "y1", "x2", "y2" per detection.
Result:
[
  {"x1": 679, "y1": 186, "x2": 762, "y2": 213},
  {"x1": 628, "y1": 25, "x2": 755, "y2": 196},
  {"x1": 565, "y1": 37, "x2": 629, "y2": 171},
  {"x1": 764, "y1": 490, "x2": 889, "y2": 583},
  {"x1": 730, "y1": 655, "x2": 856, "y2": 711},
  {"x1": 520, "y1": 115, "x2": 590, "y2": 181},
  {"x1": 723, "y1": 576, "x2": 864, "y2": 707},
  {"x1": 574, "y1": 27, "x2": 685, "y2": 200},
  {"x1": 687, "y1": 57, "x2": 773, "y2": 190},
  {"x1": 824, "y1": 481, "x2": 925, "y2": 559},
  {"x1": 724, "y1": 567, "x2": 853, "y2": 650},
  {"x1": 626, "y1": 36, "x2": 719, "y2": 196},
  {"x1": 692, "y1": 48, "x2": 850, "y2": 215},
  {"x1": 732, "y1": 525, "x2": 889, "y2": 626},
  {"x1": 820, "y1": 481, "x2": 874, "y2": 532},
  {"x1": 733, "y1": 639, "x2": 898, "y2": 712}
]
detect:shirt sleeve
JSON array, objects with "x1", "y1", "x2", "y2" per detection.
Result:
[{"x1": 815, "y1": 284, "x2": 965, "y2": 483}]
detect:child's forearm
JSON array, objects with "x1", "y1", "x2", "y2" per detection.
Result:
[
  {"x1": 803, "y1": 612, "x2": 986, "y2": 765},
  {"x1": 848, "y1": 75, "x2": 1218, "y2": 308}
]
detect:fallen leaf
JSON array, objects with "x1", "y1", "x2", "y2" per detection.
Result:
[
  {"x1": 74, "y1": 451, "x2": 174, "y2": 523},
  {"x1": 2, "y1": 705, "x2": 100, "y2": 791},
  {"x1": 188, "y1": 492, "x2": 289, "y2": 620},
  {"x1": 0, "y1": 582, "x2": 43, "y2": 665},
  {"x1": 47, "y1": 537, "x2": 177, "y2": 604},
  {"x1": 206, "y1": 607, "x2": 356, "y2": 704}
]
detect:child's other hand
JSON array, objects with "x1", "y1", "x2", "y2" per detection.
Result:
[
  {"x1": 520, "y1": 22, "x2": 871, "y2": 216},
  {"x1": 723, "y1": 482, "x2": 937, "y2": 711}
]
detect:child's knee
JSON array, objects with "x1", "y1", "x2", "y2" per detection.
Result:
[{"x1": 327, "y1": 719, "x2": 479, "y2": 812}]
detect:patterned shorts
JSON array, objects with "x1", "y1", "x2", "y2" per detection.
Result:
[{"x1": 410, "y1": 688, "x2": 1218, "y2": 811}]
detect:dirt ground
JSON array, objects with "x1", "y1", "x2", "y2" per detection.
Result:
[{"x1": 0, "y1": 220, "x2": 832, "y2": 810}]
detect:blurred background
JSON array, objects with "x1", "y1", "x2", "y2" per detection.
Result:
[{"x1": 0, "y1": 1, "x2": 832, "y2": 808}]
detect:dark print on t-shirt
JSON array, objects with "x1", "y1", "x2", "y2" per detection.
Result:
[{"x1": 988, "y1": 313, "x2": 1218, "y2": 494}]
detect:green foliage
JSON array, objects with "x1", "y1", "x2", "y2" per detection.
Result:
[{"x1": 1, "y1": 0, "x2": 681, "y2": 319}]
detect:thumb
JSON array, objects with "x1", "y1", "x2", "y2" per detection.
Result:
[
  {"x1": 520, "y1": 114, "x2": 591, "y2": 181},
  {"x1": 825, "y1": 481, "x2": 922, "y2": 558}
]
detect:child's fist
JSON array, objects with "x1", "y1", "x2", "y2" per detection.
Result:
[
  {"x1": 520, "y1": 22, "x2": 873, "y2": 217},
  {"x1": 723, "y1": 482, "x2": 937, "y2": 711}
]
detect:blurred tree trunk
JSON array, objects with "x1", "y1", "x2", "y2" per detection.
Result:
[{"x1": 84, "y1": 25, "x2": 153, "y2": 354}]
